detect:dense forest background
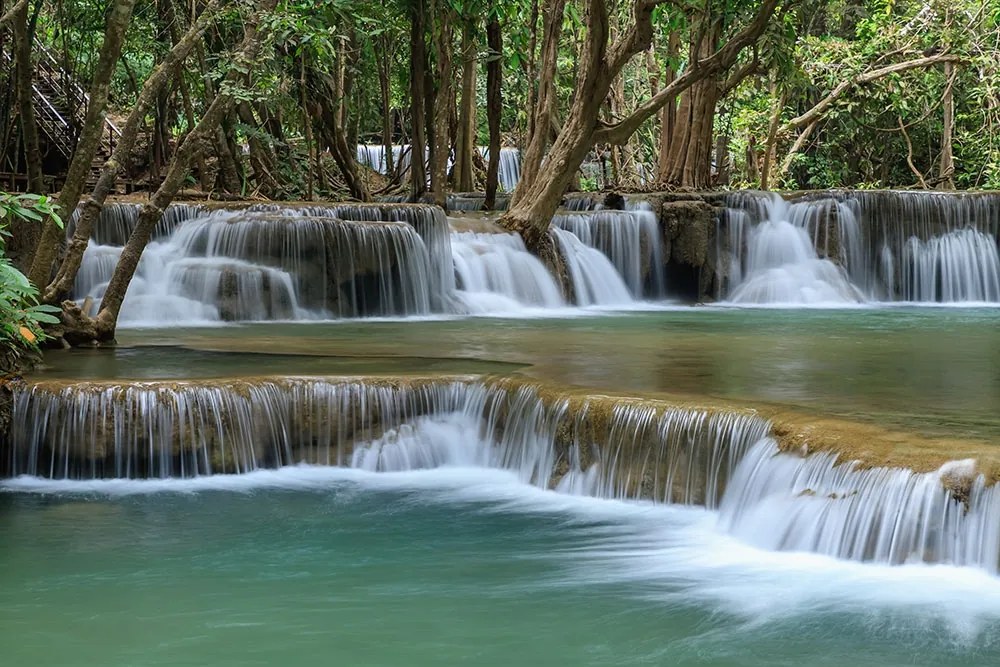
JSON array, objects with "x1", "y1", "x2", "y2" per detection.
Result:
[{"x1": 1, "y1": 0, "x2": 997, "y2": 203}]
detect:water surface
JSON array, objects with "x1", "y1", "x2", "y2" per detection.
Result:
[{"x1": 3, "y1": 468, "x2": 1000, "y2": 666}]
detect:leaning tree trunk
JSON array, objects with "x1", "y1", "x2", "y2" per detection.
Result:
[
  {"x1": 502, "y1": 0, "x2": 781, "y2": 251},
  {"x1": 483, "y1": 12, "x2": 502, "y2": 210},
  {"x1": 44, "y1": 0, "x2": 224, "y2": 305},
  {"x1": 27, "y1": 0, "x2": 137, "y2": 290},
  {"x1": 512, "y1": 0, "x2": 567, "y2": 208},
  {"x1": 309, "y1": 66, "x2": 371, "y2": 202},
  {"x1": 93, "y1": 0, "x2": 279, "y2": 340}
]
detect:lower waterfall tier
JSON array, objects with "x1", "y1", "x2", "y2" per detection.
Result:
[{"x1": 4, "y1": 375, "x2": 1000, "y2": 573}]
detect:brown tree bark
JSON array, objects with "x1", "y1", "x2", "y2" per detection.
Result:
[
  {"x1": 0, "y1": 0, "x2": 27, "y2": 30},
  {"x1": 501, "y1": 0, "x2": 781, "y2": 251},
  {"x1": 237, "y1": 101, "x2": 278, "y2": 195},
  {"x1": 376, "y1": 35, "x2": 395, "y2": 177},
  {"x1": 454, "y1": 20, "x2": 478, "y2": 193},
  {"x1": 522, "y1": 0, "x2": 540, "y2": 143},
  {"x1": 409, "y1": 0, "x2": 428, "y2": 199},
  {"x1": 654, "y1": 32, "x2": 679, "y2": 182},
  {"x1": 299, "y1": 56, "x2": 315, "y2": 200},
  {"x1": 93, "y1": 0, "x2": 278, "y2": 340},
  {"x1": 428, "y1": 0, "x2": 455, "y2": 207},
  {"x1": 12, "y1": 1, "x2": 42, "y2": 194},
  {"x1": 938, "y1": 61, "x2": 955, "y2": 189},
  {"x1": 27, "y1": 0, "x2": 138, "y2": 290},
  {"x1": 43, "y1": 0, "x2": 224, "y2": 304},
  {"x1": 661, "y1": 15, "x2": 721, "y2": 189},
  {"x1": 484, "y1": 12, "x2": 503, "y2": 209},
  {"x1": 512, "y1": 0, "x2": 567, "y2": 207},
  {"x1": 308, "y1": 65, "x2": 371, "y2": 202}
]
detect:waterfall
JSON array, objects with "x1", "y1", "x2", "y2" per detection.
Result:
[
  {"x1": 718, "y1": 191, "x2": 1000, "y2": 304},
  {"x1": 551, "y1": 227, "x2": 634, "y2": 306},
  {"x1": 74, "y1": 208, "x2": 443, "y2": 323},
  {"x1": 9, "y1": 375, "x2": 1000, "y2": 572},
  {"x1": 478, "y1": 147, "x2": 522, "y2": 192},
  {"x1": 901, "y1": 229, "x2": 1000, "y2": 302},
  {"x1": 3, "y1": 377, "x2": 768, "y2": 507},
  {"x1": 722, "y1": 193, "x2": 865, "y2": 305},
  {"x1": 356, "y1": 144, "x2": 413, "y2": 176},
  {"x1": 249, "y1": 203, "x2": 457, "y2": 305},
  {"x1": 450, "y1": 231, "x2": 566, "y2": 312},
  {"x1": 719, "y1": 439, "x2": 1000, "y2": 573},
  {"x1": 553, "y1": 202, "x2": 666, "y2": 299},
  {"x1": 66, "y1": 203, "x2": 203, "y2": 247}
]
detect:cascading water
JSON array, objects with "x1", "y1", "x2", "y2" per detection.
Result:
[
  {"x1": 356, "y1": 144, "x2": 413, "y2": 176},
  {"x1": 719, "y1": 439, "x2": 1000, "y2": 573},
  {"x1": 553, "y1": 202, "x2": 666, "y2": 299},
  {"x1": 552, "y1": 227, "x2": 634, "y2": 306},
  {"x1": 718, "y1": 191, "x2": 1000, "y2": 304},
  {"x1": 72, "y1": 203, "x2": 461, "y2": 323},
  {"x1": 3, "y1": 377, "x2": 768, "y2": 508},
  {"x1": 478, "y1": 147, "x2": 522, "y2": 192},
  {"x1": 6, "y1": 375, "x2": 1000, "y2": 573},
  {"x1": 722, "y1": 193, "x2": 865, "y2": 305},
  {"x1": 74, "y1": 211, "x2": 438, "y2": 323},
  {"x1": 901, "y1": 228, "x2": 1000, "y2": 302},
  {"x1": 450, "y1": 230, "x2": 566, "y2": 312}
]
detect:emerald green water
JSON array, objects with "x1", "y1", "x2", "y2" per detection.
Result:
[
  {"x1": 4, "y1": 469, "x2": 1000, "y2": 666},
  {"x1": 11, "y1": 306, "x2": 1000, "y2": 665}
]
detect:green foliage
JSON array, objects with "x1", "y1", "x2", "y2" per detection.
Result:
[{"x1": 0, "y1": 194, "x2": 63, "y2": 353}]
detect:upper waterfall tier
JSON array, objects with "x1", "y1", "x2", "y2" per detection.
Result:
[
  {"x1": 717, "y1": 190, "x2": 1000, "y2": 304},
  {"x1": 74, "y1": 211, "x2": 443, "y2": 323},
  {"x1": 553, "y1": 202, "x2": 667, "y2": 301},
  {"x1": 71, "y1": 201, "x2": 659, "y2": 324}
]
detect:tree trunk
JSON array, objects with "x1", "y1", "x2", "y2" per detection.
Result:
[
  {"x1": 44, "y1": 0, "x2": 224, "y2": 304},
  {"x1": 299, "y1": 56, "x2": 315, "y2": 199},
  {"x1": 27, "y1": 0, "x2": 138, "y2": 290},
  {"x1": 428, "y1": 0, "x2": 454, "y2": 208},
  {"x1": 654, "y1": 32, "x2": 679, "y2": 182},
  {"x1": 376, "y1": 36, "x2": 395, "y2": 177},
  {"x1": 759, "y1": 82, "x2": 785, "y2": 189},
  {"x1": 513, "y1": 0, "x2": 567, "y2": 207},
  {"x1": 661, "y1": 17, "x2": 721, "y2": 189},
  {"x1": 409, "y1": 0, "x2": 428, "y2": 199},
  {"x1": 454, "y1": 20, "x2": 477, "y2": 193},
  {"x1": 938, "y1": 61, "x2": 955, "y2": 189},
  {"x1": 309, "y1": 65, "x2": 371, "y2": 202},
  {"x1": 237, "y1": 101, "x2": 278, "y2": 195},
  {"x1": 484, "y1": 12, "x2": 502, "y2": 209},
  {"x1": 94, "y1": 0, "x2": 278, "y2": 340},
  {"x1": 522, "y1": 0, "x2": 540, "y2": 143},
  {"x1": 503, "y1": 0, "x2": 781, "y2": 250},
  {"x1": 12, "y1": 1, "x2": 42, "y2": 194}
]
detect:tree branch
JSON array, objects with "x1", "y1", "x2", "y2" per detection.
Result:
[
  {"x1": 0, "y1": 0, "x2": 27, "y2": 30},
  {"x1": 787, "y1": 53, "x2": 963, "y2": 129},
  {"x1": 595, "y1": 0, "x2": 782, "y2": 145}
]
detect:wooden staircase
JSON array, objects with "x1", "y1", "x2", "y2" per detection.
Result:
[{"x1": 2, "y1": 38, "x2": 122, "y2": 187}]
